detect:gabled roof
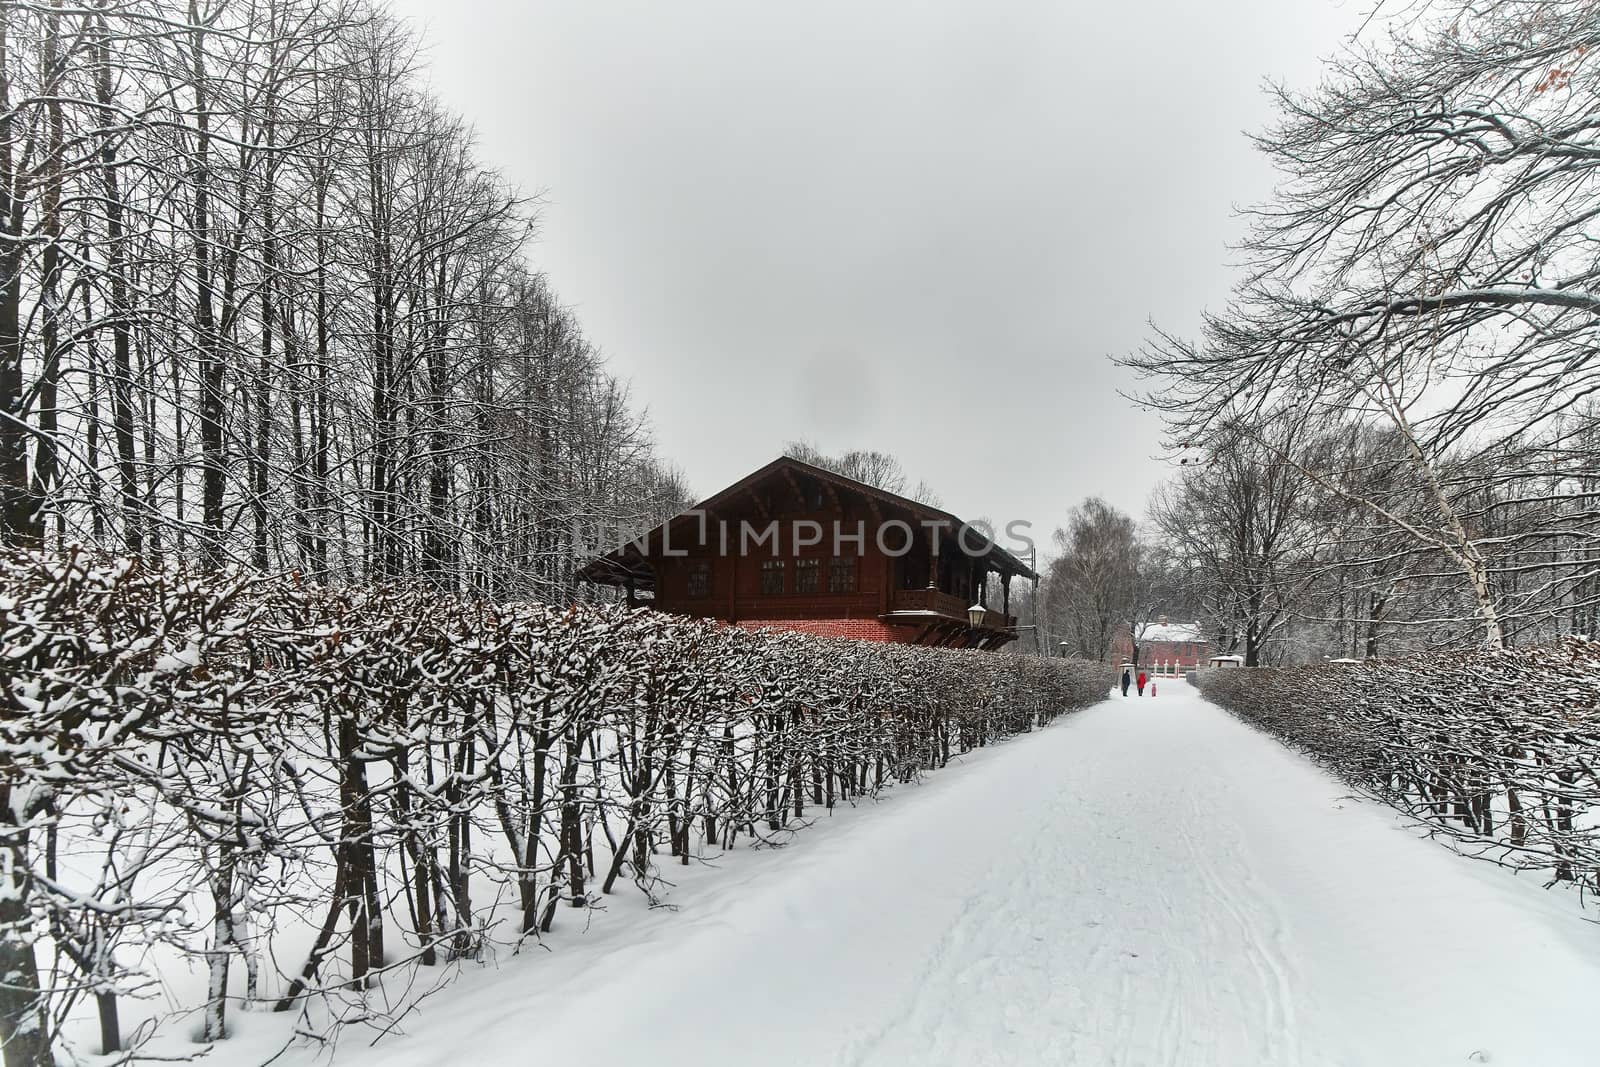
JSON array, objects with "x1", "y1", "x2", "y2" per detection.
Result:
[
  {"x1": 579, "y1": 455, "x2": 1038, "y2": 589},
  {"x1": 1137, "y1": 620, "x2": 1206, "y2": 643}
]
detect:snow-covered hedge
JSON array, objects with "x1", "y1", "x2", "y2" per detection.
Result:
[
  {"x1": 1195, "y1": 645, "x2": 1600, "y2": 893},
  {"x1": 0, "y1": 550, "x2": 1110, "y2": 1062}
]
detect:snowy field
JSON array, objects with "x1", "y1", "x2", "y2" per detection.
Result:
[{"x1": 230, "y1": 679, "x2": 1599, "y2": 1067}]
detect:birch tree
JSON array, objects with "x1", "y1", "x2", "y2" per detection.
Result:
[{"x1": 1125, "y1": 0, "x2": 1600, "y2": 648}]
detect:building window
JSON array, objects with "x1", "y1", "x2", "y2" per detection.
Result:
[
  {"x1": 829, "y1": 555, "x2": 856, "y2": 593},
  {"x1": 686, "y1": 560, "x2": 710, "y2": 598},
  {"x1": 795, "y1": 558, "x2": 820, "y2": 594},
  {"x1": 760, "y1": 559, "x2": 785, "y2": 596}
]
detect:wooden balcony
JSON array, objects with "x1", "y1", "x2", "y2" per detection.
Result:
[{"x1": 886, "y1": 587, "x2": 1015, "y2": 632}]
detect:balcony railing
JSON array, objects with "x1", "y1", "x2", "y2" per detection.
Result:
[{"x1": 888, "y1": 588, "x2": 1014, "y2": 630}]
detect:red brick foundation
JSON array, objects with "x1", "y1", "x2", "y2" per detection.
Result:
[{"x1": 732, "y1": 617, "x2": 910, "y2": 643}]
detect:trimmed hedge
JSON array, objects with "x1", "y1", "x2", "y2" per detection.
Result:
[
  {"x1": 0, "y1": 550, "x2": 1111, "y2": 1058},
  {"x1": 1196, "y1": 643, "x2": 1600, "y2": 892}
]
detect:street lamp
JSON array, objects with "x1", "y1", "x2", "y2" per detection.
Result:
[{"x1": 968, "y1": 602, "x2": 987, "y2": 629}]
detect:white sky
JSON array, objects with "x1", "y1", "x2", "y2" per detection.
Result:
[{"x1": 384, "y1": 0, "x2": 1368, "y2": 536}]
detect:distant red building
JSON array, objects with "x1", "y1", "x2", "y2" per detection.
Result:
[
  {"x1": 578, "y1": 456, "x2": 1036, "y2": 649},
  {"x1": 1111, "y1": 615, "x2": 1211, "y2": 672}
]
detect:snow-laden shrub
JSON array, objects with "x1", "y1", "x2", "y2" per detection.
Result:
[
  {"x1": 1195, "y1": 647, "x2": 1600, "y2": 894},
  {"x1": 0, "y1": 550, "x2": 1111, "y2": 1060}
]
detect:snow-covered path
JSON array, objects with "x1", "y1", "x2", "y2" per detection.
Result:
[{"x1": 292, "y1": 680, "x2": 1600, "y2": 1067}]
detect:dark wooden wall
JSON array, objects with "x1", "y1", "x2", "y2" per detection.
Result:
[{"x1": 650, "y1": 494, "x2": 892, "y2": 624}]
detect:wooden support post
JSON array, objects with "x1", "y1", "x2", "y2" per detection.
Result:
[{"x1": 879, "y1": 552, "x2": 891, "y2": 615}]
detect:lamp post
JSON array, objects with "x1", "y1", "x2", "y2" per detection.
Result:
[{"x1": 968, "y1": 604, "x2": 1045, "y2": 653}]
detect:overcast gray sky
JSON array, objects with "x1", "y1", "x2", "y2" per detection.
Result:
[{"x1": 385, "y1": 0, "x2": 1364, "y2": 540}]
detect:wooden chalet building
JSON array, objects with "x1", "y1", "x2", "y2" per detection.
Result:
[{"x1": 578, "y1": 456, "x2": 1036, "y2": 648}]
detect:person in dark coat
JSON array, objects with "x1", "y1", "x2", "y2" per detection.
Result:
[
  {"x1": 1136, "y1": 670, "x2": 1147, "y2": 696},
  {"x1": 1120, "y1": 667, "x2": 1132, "y2": 697}
]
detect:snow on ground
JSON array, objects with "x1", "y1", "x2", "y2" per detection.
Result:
[{"x1": 254, "y1": 679, "x2": 1600, "y2": 1067}]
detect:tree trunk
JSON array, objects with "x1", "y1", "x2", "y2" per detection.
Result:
[
  {"x1": 0, "y1": 812, "x2": 49, "y2": 1067},
  {"x1": 189, "y1": 5, "x2": 227, "y2": 560},
  {"x1": 0, "y1": 12, "x2": 35, "y2": 547},
  {"x1": 95, "y1": 6, "x2": 141, "y2": 554}
]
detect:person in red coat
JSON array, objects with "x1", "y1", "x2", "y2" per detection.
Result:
[{"x1": 1136, "y1": 670, "x2": 1147, "y2": 696}]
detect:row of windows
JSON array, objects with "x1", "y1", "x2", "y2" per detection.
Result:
[
  {"x1": 686, "y1": 557, "x2": 857, "y2": 598},
  {"x1": 761, "y1": 556, "x2": 856, "y2": 595}
]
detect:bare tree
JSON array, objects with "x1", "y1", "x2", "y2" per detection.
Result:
[
  {"x1": 1040, "y1": 498, "x2": 1141, "y2": 661},
  {"x1": 1152, "y1": 423, "x2": 1321, "y2": 666},
  {"x1": 1124, "y1": 0, "x2": 1600, "y2": 649},
  {"x1": 783, "y1": 439, "x2": 942, "y2": 505},
  {"x1": 0, "y1": 0, "x2": 680, "y2": 605}
]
